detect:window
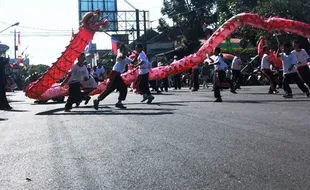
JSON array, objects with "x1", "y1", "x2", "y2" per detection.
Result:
[
  {"x1": 79, "y1": 0, "x2": 118, "y2": 31},
  {"x1": 81, "y1": 0, "x2": 90, "y2": 11}
]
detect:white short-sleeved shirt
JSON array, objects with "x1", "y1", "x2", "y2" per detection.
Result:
[
  {"x1": 113, "y1": 57, "x2": 132, "y2": 73},
  {"x1": 232, "y1": 56, "x2": 242, "y2": 70},
  {"x1": 68, "y1": 64, "x2": 88, "y2": 84},
  {"x1": 138, "y1": 52, "x2": 151, "y2": 75},
  {"x1": 281, "y1": 53, "x2": 297, "y2": 74},
  {"x1": 211, "y1": 55, "x2": 227, "y2": 71},
  {"x1": 292, "y1": 49, "x2": 309, "y2": 68},
  {"x1": 96, "y1": 66, "x2": 105, "y2": 79},
  {"x1": 261, "y1": 54, "x2": 271, "y2": 70}
]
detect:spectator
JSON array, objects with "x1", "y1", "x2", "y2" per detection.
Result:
[
  {"x1": 0, "y1": 57, "x2": 12, "y2": 110},
  {"x1": 96, "y1": 62, "x2": 105, "y2": 81},
  {"x1": 158, "y1": 56, "x2": 169, "y2": 92},
  {"x1": 201, "y1": 62, "x2": 209, "y2": 89},
  {"x1": 173, "y1": 56, "x2": 182, "y2": 90}
]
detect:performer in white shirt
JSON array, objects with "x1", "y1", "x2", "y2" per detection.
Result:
[
  {"x1": 277, "y1": 43, "x2": 309, "y2": 98},
  {"x1": 134, "y1": 43, "x2": 154, "y2": 104},
  {"x1": 292, "y1": 40, "x2": 310, "y2": 92},
  {"x1": 260, "y1": 46, "x2": 279, "y2": 94},
  {"x1": 208, "y1": 47, "x2": 236, "y2": 102},
  {"x1": 80, "y1": 62, "x2": 97, "y2": 105},
  {"x1": 63, "y1": 53, "x2": 90, "y2": 112},
  {"x1": 93, "y1": 44, "x2": 133, "y2": 110},
  {"x1": 231, "y1": 54, "x2": 242, "y2": 89}
]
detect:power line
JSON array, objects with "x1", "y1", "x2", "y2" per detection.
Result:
[{"x1": 0, "y1": 21, "x2": 76, "y2": 32}]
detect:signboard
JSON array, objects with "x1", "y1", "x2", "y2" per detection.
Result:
[{"x1": 78, "y1": 0, "x2": 118, "y2": 31}]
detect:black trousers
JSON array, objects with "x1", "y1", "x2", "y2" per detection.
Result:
[
  {"x1": 174, "y1": 74, "x2": 181, "y2": 89},
  {"x1": 277, "y1": 70, "x2": 283, "y2": 88},
  {"x1": 0, "y1": 84, "x2": 10, "y2": 109},
  {"x1": 65, "y1": 82, "x2": 82, "y2": 109},
  {"x1": 297, "y1": 65, "x2": 310, "y2": 88},
  {"x1": 138, "y1": 73, "x2": 151, "y2": 96},
  {"x1": 283, "y1": 72, "x2": 309, "y2": 94},
  {"x1": 160, "y1": 78, "x2": 169, "y2": 92},
  {"x1": 262, "y1": 69, "x2": 276, "y2": 92},
  {"x1": 150, "y1": 80, "x2": 159, "y2": 91},
  {"x1": 98, "y1": 71, "x2": 127, "y2": 101},
  {"x1": 193, "y1": 69, "x2": 200, "y2": 90},
  {"x1": 214, "y1": 70, "x2": 226, "y2": 99},
  {"x1": 232, "y1": 70, "x2": 241, "y2": 87}
]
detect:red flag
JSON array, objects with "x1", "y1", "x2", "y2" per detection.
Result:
[
  {"x1": 111, "y1": 38, "x2": 118, "y2": 55},
  {"x1": 18, "y1": 32, "x2": 21, "y2": 45}
]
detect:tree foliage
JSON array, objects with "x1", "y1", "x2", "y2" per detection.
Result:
[
  {"x1": 159, "y1": 0, "x2": 310, "y2": 51},
  {"x1": 216, "y1": 0, "x2": 310, "y2": 45},
  {"x1": 158, "y1": 0, "x2": 217, "y2": 53}
]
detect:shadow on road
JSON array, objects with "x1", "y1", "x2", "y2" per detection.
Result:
[
  {"x1": 1, "y1": 109, "x2": 28, "y2": 112},
  {"x1": 30, "y1": 101, "x2": 66, "y2": 105},
  {"x1": 0, "y1": 118, "x2": 8, "y2": 121},
  {"x1": 36, "y1": 107, "x2": 176, "y2": 116},
  {"x1": 8, "y1": 100, "x2": 25, "y2": 103}
]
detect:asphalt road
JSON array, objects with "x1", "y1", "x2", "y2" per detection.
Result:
[{"x1": 0, "y1": 85, "x2": 310, "y2": 190}]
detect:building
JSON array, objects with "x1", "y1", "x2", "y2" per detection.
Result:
[
  {"x1": 78, "y1": 0, "x2": 118, "y2": 31},
  {"x1": 0, "y1": 44, "x2": 9, "y2": 57}
]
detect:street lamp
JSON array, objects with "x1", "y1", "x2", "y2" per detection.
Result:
[
  {"x1": 0, "y1": 22, "x2": 19, "y2": 34},
  {"x1": 0, "y1": 22, "x2": 20, "y2": 59}
]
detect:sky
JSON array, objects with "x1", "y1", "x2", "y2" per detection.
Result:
[{"x1": 0, "y1": 0, "x2": 168, "y2": 65}]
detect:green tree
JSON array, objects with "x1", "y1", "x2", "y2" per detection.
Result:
[
  {"x1": 216, "y1": 0, "x2": 310, "y2": 46},
  {"x1": 159, "y1": 0, "x2": 217, "y2": 53}
]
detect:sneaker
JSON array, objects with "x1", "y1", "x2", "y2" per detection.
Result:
[
  {"x1": 93, "y1": 99, "x2": 99, "y2": 110},
  {"x1": 141, "y1": 94, "x2": 148, "y2": 102},
  {"x1": 214, "y1": 98, "x2": 222, "y2": 102},
  {"x1": 147, "y1": 95, "x2": 155, "y2": 104},
  {"x1": 283, "y1": 94, "x2": 293, "y2": 98},
  {"x1": 115, "y1": 103, "x2": 127, "y2": 109},
  {"x1": 274, "y1": 90, "x2": 279, "y2": 94},
  {"x1": 84, "y1": 96, "x2": 91, "y2": 105}
]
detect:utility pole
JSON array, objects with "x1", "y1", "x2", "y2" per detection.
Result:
[
  {"x1": 136, "y1": 9, "x2": 140, "y2": 42},
  {"x1": 14, "y1": 29, "x2": 17, "y2": 59},
  {"x1": 143, "y1": 11, "x2": 147, "y2": 52}
]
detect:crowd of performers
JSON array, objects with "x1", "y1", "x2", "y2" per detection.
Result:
[
  {"x1": 261, "y1": 40, "x2": 310, "y2": 98},
  {"x1": 36, "y1": 38, "x2": 310, "y2": 112}
]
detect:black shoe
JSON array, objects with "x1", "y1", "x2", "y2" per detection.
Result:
[
  {"x1": 84, "y1": 96, "x2": 91, "y2": 105},
  {"x1": 115, "y1": 103, "x2": 127, "y2": 109},
  {"x1": 147, "y1": 95, "x2": 155, "y2": 104},
  {"x1": 93, "y1": 99, "x2": 99, "y2": 110},
  {"x1": 0, "y1": 106, "x2": 13, "y2": 110},
  {"x1": 305, "y1": 92, "x2": 310, "y2": 98},
  {"x1": 214, "y1": 98, "x2": 222, "y2": 102},
  {"x1": 283, "y1": 94, "x2": 293, "y2": 98},
  {"x1": 141, "y1": 95, "x2": 148, "y2": 102},
  {"x1": 230, "y1": 90, "x2": 237, "y2": 94},
  {"x1": 64, "y1": 108, "x2": 71, "y2": 112},
  {"x1": 274, "y1": 90, "x2": 279, "y2": 94},
  {"x1": 75, "y1": 102, "x2": 80, "y2": 108}
]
